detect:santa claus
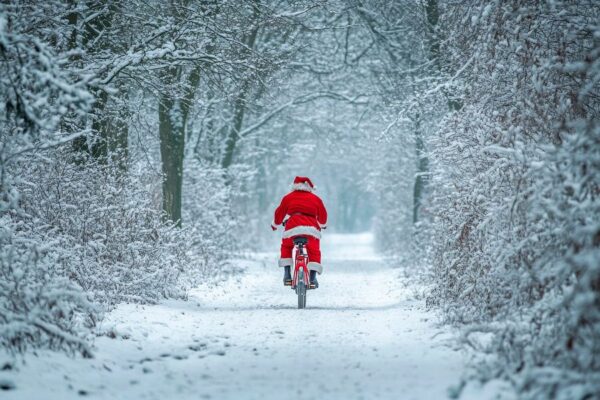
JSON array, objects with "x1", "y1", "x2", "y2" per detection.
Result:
[{"x1": 271, "y1": 176, "x2": 328, "y2": 288}]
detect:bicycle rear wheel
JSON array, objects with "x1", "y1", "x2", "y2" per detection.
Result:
[
  {"x1": 297, "y1": 281, "x2": 307, "y2": 309},
  {"x1": 296, "y1": 268, "x2": 307, "y2": 309}
]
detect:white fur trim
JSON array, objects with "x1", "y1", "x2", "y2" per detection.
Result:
[
  {"x1": 278, "y1": 258, "x2": 293, "y2": 267},
  {"x1": 291, "y1": 182, "x2": 314, "y2": 192},
  {"x1": 282, "y1": 226, "x2": 321, "y2": 239},
  {"x1": 307, "y1": 262, "x2": 323, "y2": 274}
]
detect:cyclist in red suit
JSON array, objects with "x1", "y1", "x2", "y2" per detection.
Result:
[{"x1": 271, "y1": 176, "x2": 327, "y2": 288}]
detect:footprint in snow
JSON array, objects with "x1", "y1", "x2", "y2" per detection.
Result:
[
  {"x1": 157, "y1": 352, "x2": 187, "y2": 360},
  {"x1": 0, "y1": 379, "x2": 15, "y2": 391},
  {"x1": 189, "y1": 343, "x2": 208, "y2": 351},
  {"x1": 1, "y1": 362, "x2": 13, "y2": 371}
]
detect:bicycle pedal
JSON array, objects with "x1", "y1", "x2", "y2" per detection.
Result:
[
  {"x1": 309, "y1": 283, "x2": 317, "y2": 289},
  {"x1": 284, "y1": 280, "x2": 292, "y2": 286}
]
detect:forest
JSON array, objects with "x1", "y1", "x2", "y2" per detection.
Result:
[{"x1": 1, "y1": 1, "x2": 599, "y2": 399}]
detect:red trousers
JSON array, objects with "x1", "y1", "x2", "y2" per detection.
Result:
[{"x1": 280, "y1": 236, "x2": 321, "y2": 264}]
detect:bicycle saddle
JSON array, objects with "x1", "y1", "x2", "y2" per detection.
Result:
[{"x1": 293, "y1": 236, "x2": 308, "y2": 246}]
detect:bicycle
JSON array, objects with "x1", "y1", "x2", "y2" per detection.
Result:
[{"x1": 290, "y1": 236, "x2": 316, "y2": 309}]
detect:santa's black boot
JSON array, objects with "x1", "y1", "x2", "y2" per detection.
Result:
[
  {"x1": 310, "y1": 270, "x2": 319, "y2": 289},
  {"x1": 283, "y1": 266, "x2": 292, "y2": 286}
]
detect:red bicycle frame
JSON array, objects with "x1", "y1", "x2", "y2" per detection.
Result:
[{"x1": 291, "y1": 238, "x2": 310, "y2": 289}]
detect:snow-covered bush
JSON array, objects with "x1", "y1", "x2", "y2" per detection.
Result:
[
  {"x1": 0, "y1": 8, "x2": 94, "y2": 355},
  {"x1": 183, "y1": 158, "x2": 235, "y2": 282},
  {"x1": 0, "y1": 215, "x2": 95, "y2": 356},
  {"x1": 371, "y1": 133, "x2": 416, "y2": 261},
  {"x1": 424, "y1": 1, "x2": 600, "y2": 397},
  {"x1": 0, "y1": 3, "x2": 227, "y2": 356},
  {"x1": 19, "y1": 153, "x2": 191, "y2": 307}
]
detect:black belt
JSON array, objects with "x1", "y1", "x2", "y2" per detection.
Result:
[{"x1": 289, "y1": 212, "x2": 315, "y2": 218}]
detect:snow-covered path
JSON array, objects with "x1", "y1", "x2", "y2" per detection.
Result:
[{"x1": 4, "y1": 233, "x2": 468, "y2": 399}]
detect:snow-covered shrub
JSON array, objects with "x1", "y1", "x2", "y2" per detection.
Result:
[
  {"x1": 19, "y1": 152, "x2": 191, "y2": 308},
  {"x1": 371, "y1": 133, "x2": 416, "y2": 261},
  {"x1": 0, "y1": 8, "x2": 94, "y2": 355},
  {"x1": 183, "y1": 158, "x2": 235, "y2": 283},
  {"x1": 0, "y1": 5, "x2": 215, "y2": 355},
  {"x1": 424, "y1": 1, "x2": 600, "y2": 397},
  {"x1": 0, "y1": 216, "x2": 95, "y2": 356}
]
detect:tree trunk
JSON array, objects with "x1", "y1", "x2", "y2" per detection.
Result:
[
  {"x1": 413, "y1": 0, "x2": 439, "y2": 224},
  {"x1": 221, "y1": 80, "x2": 251, "y2": 170},
  {"x1": 220, "y1": 6, "x2": 261, "y2": 172},
  {"x1": 107, "y1": 89, "x2": 129, "y2": 171},
  {"x1": 90, "y1": 89, "x2": 109, "y2": 161},
  {"x1": 66, "y1": 3, "x2": 88, "y2": 159},
  {"x1": 413, "y1": 115, "x2": 428, "y2": 223},
  {"x1": 159, "y1": 95, "x2": 185, "y2": 227},
  {"x1": 159, "y1": 66, "x2": 200, "y2": 226},
  {"x1": 70, "y1": 0, "x2": 130, "y2": 166}
]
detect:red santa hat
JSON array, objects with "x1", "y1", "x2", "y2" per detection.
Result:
[{"x1": 292, "y1": 176, "x2": 315, "y2": 192}]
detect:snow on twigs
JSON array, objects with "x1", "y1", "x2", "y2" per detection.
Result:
[
  {"x1": 0, "y1": 1, "x2": 230, "y2": 356},
  {"x1": 421, "y1": 2, "x2": 600, "y2": 398},
  {"x1": 1, "y1": 1, "x2": 598, "y2": 398},
  {"x1": 357, "y1": 0, "x2": 600, "y2": 397}
]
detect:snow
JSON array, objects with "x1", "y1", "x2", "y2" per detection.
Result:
[{"x1": 1, "y1": 234, "x2": 508, "y2": 399}]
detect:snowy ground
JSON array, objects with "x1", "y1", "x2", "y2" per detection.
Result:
[{"x1": 1, "y1": 233, "x2": 506, "y2": 399}]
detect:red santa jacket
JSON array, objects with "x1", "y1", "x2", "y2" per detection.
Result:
[{"x1": 272, "y1": 186, "x2": 328, "y2": 239}]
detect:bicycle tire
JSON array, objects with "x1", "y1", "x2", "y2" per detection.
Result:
[
  {"x1": 297, "y1": 281, "x2": 306, "y2": 309},
  {"x1": 303, "y1": 288, "x2": 307, "y2": 308}
]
